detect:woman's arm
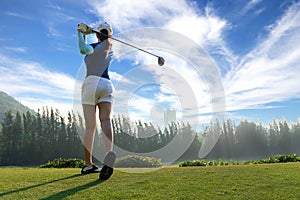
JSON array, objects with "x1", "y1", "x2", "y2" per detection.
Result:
[{"x1": 78, "y1": 31, "x2": 94, "y2": 55}]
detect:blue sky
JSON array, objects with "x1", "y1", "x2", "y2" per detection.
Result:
[{"x1": 0, "y1": 0, "x2": 300, "y2": 128}]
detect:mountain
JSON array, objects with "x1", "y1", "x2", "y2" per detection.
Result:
[{"x1": 0, "y1": 91, "x2": 35, "y2": 122}]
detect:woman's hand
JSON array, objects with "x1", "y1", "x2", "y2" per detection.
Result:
[{"x1": 78, "y1": 23, "x2": 94, "y2": 35}]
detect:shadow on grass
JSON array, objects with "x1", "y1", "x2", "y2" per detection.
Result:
[
  {"x1": 41, "y1": 179, "x2": 104, "y2": 200},
  {"x1": 0, "y1": 173, "x2": 105, "y2": 198}
]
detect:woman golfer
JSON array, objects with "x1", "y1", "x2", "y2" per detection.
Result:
[{"x1": 77, "y1": 22, "x2": 116, "y2": 180}]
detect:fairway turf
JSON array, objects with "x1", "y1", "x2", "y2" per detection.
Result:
[{"x1": 1, "y1": 163, "x2": 300, "y2": 199}]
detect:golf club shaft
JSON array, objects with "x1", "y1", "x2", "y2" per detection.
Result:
[{"x1": 92, "y1": 30, "x2": 160, "y2": 58}]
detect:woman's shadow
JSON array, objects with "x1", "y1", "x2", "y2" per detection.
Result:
[
  {"x1": 0, "y1": 174, "x2": 106, "y2": 199},
  {"x1": 41, "y1": 178, "x2": 105, "y2": 199}
]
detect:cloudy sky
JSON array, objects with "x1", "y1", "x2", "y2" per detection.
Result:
[{"x1": 0, "y1": 0, "x2": 300, "y2": 128}]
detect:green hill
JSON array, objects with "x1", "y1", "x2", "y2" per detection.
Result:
[{"x1": 0, "y1": 91, "x2": 35, "y2": 122}]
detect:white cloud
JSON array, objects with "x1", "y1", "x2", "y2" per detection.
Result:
[
  {"x1": 243, "y1": 0, "x2": 263, "y2": 14},
  {"x1": 224, "y1": 1, "x2": 300, "y2": 111},
  {"x1": 86, "y1": 0, "x2": 193, "y2": 31},
  {"x1": 4, "y1": 11, "x2": 32, "y2": 20},
  {"x1": 87, "y1": 0, "x2": 227, "y2": 46},
  {"x1": 0, "y1": 54, "x2": 76, "y2": 115},
  {"x1": 3, "y1": 46, "x2": 27, "y2": 53},
  {"x1": 47, "y1": 22, "x2": 63, "y2": 38}
]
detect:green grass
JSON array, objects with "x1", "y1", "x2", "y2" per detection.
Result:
[{"x1": 1, "y1": 163, "x2": 300, "y2": 199}]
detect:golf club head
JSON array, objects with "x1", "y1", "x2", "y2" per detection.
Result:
[{"x1": 158, "y1": 57, "x2": 165, "y2": 66}]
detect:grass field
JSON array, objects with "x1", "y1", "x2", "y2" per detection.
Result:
[{"x1": 1, "y1": 163, "x2": 300, "y2": 199}]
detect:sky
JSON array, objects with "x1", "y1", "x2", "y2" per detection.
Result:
[{"x1": 0, "y1": 0, "x2": 300, "y2": 130}]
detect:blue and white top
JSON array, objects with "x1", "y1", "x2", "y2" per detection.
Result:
[{"x1": 78, "y1": 32, "x2": 113, "y2": 79}]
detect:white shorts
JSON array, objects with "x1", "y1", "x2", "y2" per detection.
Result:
[{"x1": 81, "y1": 75, "x2": 114, "y2": 105}]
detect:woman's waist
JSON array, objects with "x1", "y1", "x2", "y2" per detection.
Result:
[{"x1": 84, "y1": 75, "x2": 111, "y2": 83}]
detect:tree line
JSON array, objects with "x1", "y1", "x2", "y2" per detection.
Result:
[
  {"x1": 0, "y1": 107, "x2": 198, "y2": 166},
  {"x1": 205, "y1": 118, "x2": 300, "y2": 160},
  {"x1": 0, "y1": 108, "x2": 83, "y2": 166},
  {"x1": 0, "y1": 107, "x2": 299, "y2": 166}
]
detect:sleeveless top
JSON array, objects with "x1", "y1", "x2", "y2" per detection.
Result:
[{"x1": 84, "y1": 41, "x2": 113, "y2": 79}]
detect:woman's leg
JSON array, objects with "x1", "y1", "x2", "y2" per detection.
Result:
[
  {"x1": 82, "y1": 104, "x2": 97, "y2": 165},
  {"x1": 98, "y1": 102, "x2": 113, "y2": 152}
]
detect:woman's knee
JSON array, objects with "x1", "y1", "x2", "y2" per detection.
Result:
[
  {"x1": 85, "y1": 121, "x2": 96, "y2": 131},
  {"x1": 99, "y1": 114, "x2": 111, "y2": 124}
]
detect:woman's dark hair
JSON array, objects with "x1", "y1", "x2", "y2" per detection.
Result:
[{"x1": 98, "y1": 29, "x2": 109, "y2": 41}]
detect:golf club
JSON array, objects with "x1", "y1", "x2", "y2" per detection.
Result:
[{"x1": 92, "y1": 30, "x2": 165, "y2": 66}]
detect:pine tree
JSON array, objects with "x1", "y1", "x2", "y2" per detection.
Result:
[
  {"x1": 22, "y1": 111, "x2": 34, "y2": 164},
  {"x1": 278, "y1": 119, "x2": 292, "y2": 154},
  {"x1": 13, "y1": 111, "x2": 23, "y2": 164},
  {"x1": 291, "y1": 120, "x2": 300, "y2": 154},
  {"x1": 269, "y1": 119, "x2": 279, "y2": 155},
  {"x1": 0, "y1": 110, "x2": 14, "y2": 165}
]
